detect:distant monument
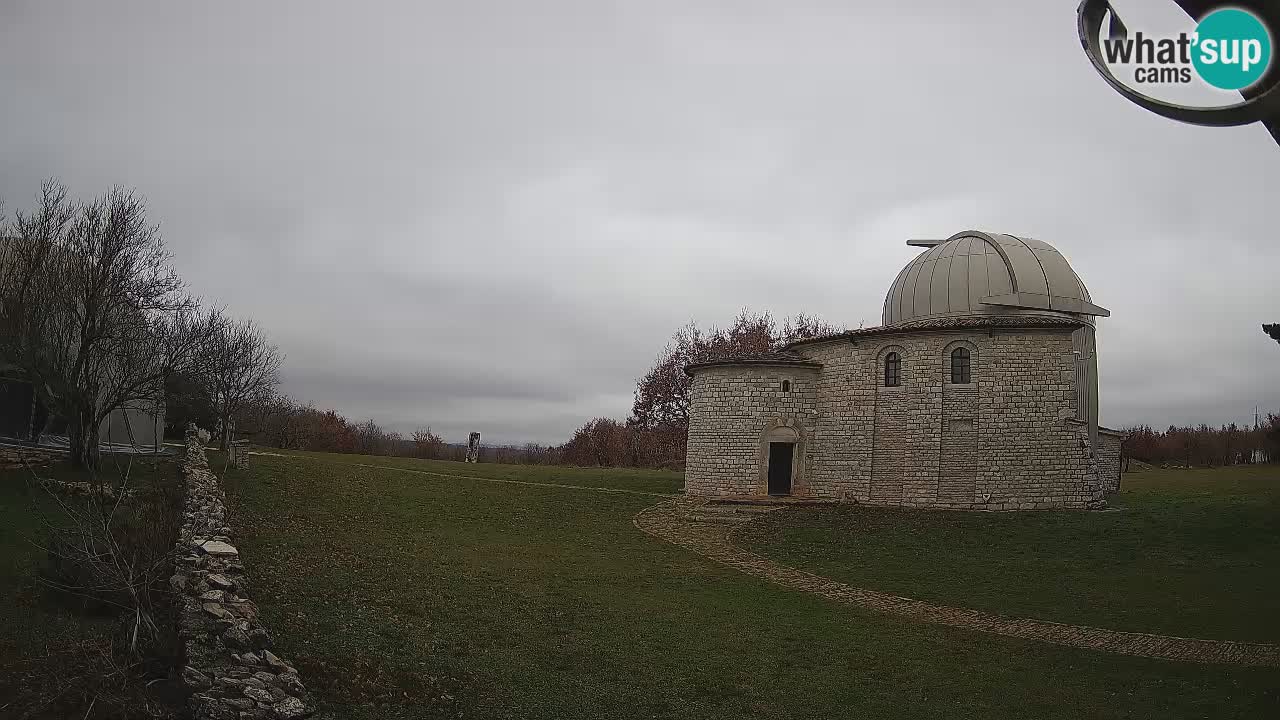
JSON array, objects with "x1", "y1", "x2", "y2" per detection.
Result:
[
  {"x1": 465, "y1": 432, "x2": 481, "y2": 463},
  {"x1": 229, "y1": 440, "x2": 251, "y2": 470}
]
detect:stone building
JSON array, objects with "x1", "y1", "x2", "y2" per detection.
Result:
[{"x1": 684, "y1": 230, "x2": 1123, "y2": 510}]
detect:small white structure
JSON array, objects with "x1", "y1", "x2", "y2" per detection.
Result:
[
  {"x1": 0, "y1": 368, "x2": 166, "y2": 452},
  {"x1": 97, "y1": 399, "x2": 167, "y2": 452}
]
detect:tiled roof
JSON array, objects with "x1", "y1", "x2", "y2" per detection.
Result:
[
  {"x1": 684, "y1": 315, "x2": 1086, "y2": 374},
  {"x1": 782, "y1": 315, "x2": 1086, "y2": 350},
  {"x1": 684, "y1": 349, "x2": 822, "y2": 376}
]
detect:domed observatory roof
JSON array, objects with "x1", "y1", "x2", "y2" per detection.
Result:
[{"x1": 883, "y1": 231, "x2": 1108, "y2": 327}]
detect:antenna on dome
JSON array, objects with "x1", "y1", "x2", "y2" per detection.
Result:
[{"x1": 906, "y1": 238, "x2": 945, "y2": 247}]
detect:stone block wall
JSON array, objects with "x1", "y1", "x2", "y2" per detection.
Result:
[
  {"x1": 970, "y1": 331, "x2": 1099, "y2": 509},
  {"x1": 229, "y1": 440, "x2": 250, "y2": 470},
  {"x1": 171, "y1": 425, "x2": 314, "y2": 720},
  {"x1": 939, "y1": 382, "x2": 979, "y2": 505},
  {"x1": 1097, "y1": 427, "x2": 1125, "y2": 493},
  {"x1": 793, "y1": 342, "x2": 878, "y2": 501},
  {"x1": 687, "y1": 327, "x2": 1106, "y2": 509},
  {"x1": 685, "y1": 365, "x2": 819, "y2": 496}
]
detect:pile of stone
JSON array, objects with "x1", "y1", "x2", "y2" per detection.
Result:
[
  {"x1": 38, "y1": 477, "x2": 136, "y2": 499},
  {"x1": 170, "y1": 424, "x2": 313, "y2": 720},
  {"x1": 0, "y1": 446, "x2": 59, "y2": 470}
]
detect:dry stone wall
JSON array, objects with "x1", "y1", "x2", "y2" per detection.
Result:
[
  {"x1": 686, "y1": 328, "x2": 1107, "y2": 509},
  {"x1": 171, "y1": 424, "x2": 314, "y2": 720}
]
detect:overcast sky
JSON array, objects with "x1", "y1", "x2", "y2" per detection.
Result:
[{"x1": 2, "y1": 0, "x2": 1278, "y2": 444}]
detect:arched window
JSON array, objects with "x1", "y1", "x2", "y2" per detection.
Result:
[
  {"x1": 781, "y1": 380, "x2": 791, "y2": 393},
  {"x1": 884, "y1": 352, "x2": 901, "y2": 387},
  {"x1": 951, "y1": 347, "x2": 971, "y2": 384}
]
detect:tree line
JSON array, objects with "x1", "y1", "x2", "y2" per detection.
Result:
[
  {"x1": 0, "y1": 181, "x2": 283, "y2": 469},
  {"x1": 216, "y1": 396, "x2": 569, "y2": 465},
  {"x1": 1120, "y1": 418, "x2": 1280, "y2": 469}
]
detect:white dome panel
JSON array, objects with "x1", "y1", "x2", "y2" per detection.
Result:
[{"x1": 883, "y1": 231, "x2": 1108, "y2": 327}]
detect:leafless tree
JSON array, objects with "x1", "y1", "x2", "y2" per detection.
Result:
[
  {"x1": 0, "y1": 180, "x2": 216, "y2": 469},
  {"x1": 626, "y1": 309, "x2": 842, "y2": 467},
  {"x1": 35, "y1": 466, "x2": 177, "y2": 652},
  {"x1": 413, "y1": 426, "x2": 445, "y2": 458},
  {"x1": 10, "y1": 447, "x2": 184, "y2": 718},
  {"x1": 203, "y1": 313, "x2": 283, "y2": 450}
]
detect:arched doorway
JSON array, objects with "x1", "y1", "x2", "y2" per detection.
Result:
[{"x1": 764, "y1": 425, "x2": 799, "y2": 496}]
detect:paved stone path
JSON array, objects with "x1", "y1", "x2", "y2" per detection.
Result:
[{"x1": 634, "y1": 498, "x2": 1280, "y2": 667}]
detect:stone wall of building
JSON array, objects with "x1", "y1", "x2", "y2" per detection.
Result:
[
  {"x1": 685, "y1": 365, "x2": 819, "y2": 496},
  {"x1": 1097, "y1": 427, "x2": 1125, "y2": 493},
  {"x1": 171, "y1": 425, "x2": 314, "y2": 720},
  {"x1": 939, "y1": 380, "x2": 980, "y2": 506},
  {"x1": 968, "y1": 331, "x2": 1100, "y2": 509},
  {"x1": 687, "y1": 327, "x2": 1106, "y2": 509},
  {"x1": 790, "y1": 343, "x2": 878, "y2": 502}
]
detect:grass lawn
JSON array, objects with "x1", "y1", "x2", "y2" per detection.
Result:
[
  {"x1": 739, "y1": 465, "x2": 1280, "y2": 643},
  {"x1": 0, "y1": 452, "x2": 182, "y2": 719},
  {"x1": 224, "y1": 451, "x2": 1279, "y2": 720},
  {"x1": 242, "y1": 449, "x2": 685, "y2": 495}
]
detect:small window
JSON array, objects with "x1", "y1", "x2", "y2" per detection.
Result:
[
  {"x1": 781, "y1": 380, "x2": 791, "y2": 393},
  {"x1": 884, "y1": 352, "x2": 900, "y2": 387},
  {"x1": 951, "y1": 347, "x2": 971, "y2": 384}
]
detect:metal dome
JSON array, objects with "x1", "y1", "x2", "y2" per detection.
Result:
[{"x1": 882, "y1": 231, "x2": 1109, "y2": 327}]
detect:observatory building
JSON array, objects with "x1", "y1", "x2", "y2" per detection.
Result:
[{"x1": 684, "y1": 230, "x2": 1122, "y2": 510}]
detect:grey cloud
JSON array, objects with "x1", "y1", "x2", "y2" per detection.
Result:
[{"x1": 2, "y1": 0, "x2": 1278, "y2": 444}]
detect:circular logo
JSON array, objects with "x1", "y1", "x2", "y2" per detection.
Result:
[{"x1": 1192, "y1": 8, "x2": 1273, "y2": 90}]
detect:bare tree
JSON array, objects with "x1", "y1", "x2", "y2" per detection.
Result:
[
  {"x1": 203, "y1": 313, "x2": 283, "y2": 449},
  {"x1": 628, "y1": 309, "x2": 842, "y2": 466},
  {"x1": 0, "y1": 180, "x2": 215, "y2": 469},
  {"x1": 413, "y1": 426, "x2": 445, "y2": 458}
]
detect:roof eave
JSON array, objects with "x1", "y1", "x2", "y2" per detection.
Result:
[
  {"x1": 782, "y1": 316, "x2": 1088, "y2": 351},
  {"x1": 684, "y1": 359, "x2": 823, "y2": 377}
]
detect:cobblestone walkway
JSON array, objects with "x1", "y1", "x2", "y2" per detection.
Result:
[{"x1": 634, "y1": 499, "x2": 1280, "y2": 667}]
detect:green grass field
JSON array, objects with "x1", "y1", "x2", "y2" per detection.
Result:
[
  {"x1": 739, "y1": 465, "x2": 1280, "y2": 643},
  {"x1": 218, "y1": 451, "x2": 1280, "y2": 720}
]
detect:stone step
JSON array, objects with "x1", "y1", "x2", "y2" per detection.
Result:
[
  {"x1": 704, "y1": 504, "x2": 777, "y2": 514},
  {"x1": 686, "y1": 512, "x2": 755, "y2": 525},
  {"x1": 709, "y1": 495, "x2": 835, "y2": 507},
  {"x1": 681, "y1": 502, "x2": 783, "y2": 525}
]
